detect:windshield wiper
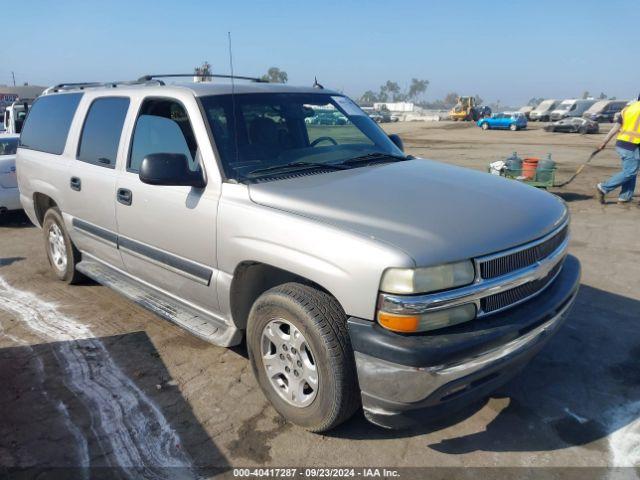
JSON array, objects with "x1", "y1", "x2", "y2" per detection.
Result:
[
  {"x1": 336, "y1": 152, "x2": 411, "y2": 166},
  {"x1": 246, "y1": 161, "x2": 350, "y2": 178}
]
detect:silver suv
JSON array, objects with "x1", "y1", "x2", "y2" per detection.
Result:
[{"x1": 16, "y1": 75, "x2": 580, "y2": 431}]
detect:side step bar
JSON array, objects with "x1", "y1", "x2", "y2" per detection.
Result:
[{"x1": 77, "y1": 260, "x2": 242, "y2": 347}]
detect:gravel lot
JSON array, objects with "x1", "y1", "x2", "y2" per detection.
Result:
[{"x1": 0, "y1": 121, "x2": 638, "y2": 478}]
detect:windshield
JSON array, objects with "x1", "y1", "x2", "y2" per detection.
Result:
[
  {"x1": 200, "y1": 93, "x2": 404, "y2": 181},
  {"x1": 0, "y1": 137, "x2": 18, "y2": 155},
  {"x1": 585, "y1": 101, "x2": 608, "y2": 114},
  {"x1": 556, "y1": 101, "x2": 573, "y2": 111},
  {"x1": 535, "y1": 100, "x2": 554, "y2": 111}
]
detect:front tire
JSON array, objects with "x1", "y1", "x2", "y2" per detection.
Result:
[
  {"x1": 509, "y1": 124, "x2": 518, "y2": 131},
  {"x1": 42, "y1": 208, "x2": 83, "y2": 284},
  {"x1": 247, "y1": 283, "x2": 359, "y2": 432}
]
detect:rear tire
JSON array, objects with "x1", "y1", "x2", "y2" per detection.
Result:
[
  {"x1": 42, "y1": 208, "x2": 84, "y2": 284},
  {"x1": 247, "y1": 282, "x2": 360, "y2": 432},
  {"x1": 509, "y1": 124, "x2": 518, "y2": 131},
  {"x1": 481, "y1": 122, "x2": 489, "y2": 130}
]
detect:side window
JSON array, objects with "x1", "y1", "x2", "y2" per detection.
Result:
[
  {"x1": 129, "y1": 99, "x2": 200, "y2": 173},
  {"x1": 19, "y1": 93, "x2": 83, "y2": 155},
  {"x1": 77, "y1": 97, "x2": 130, "y2": 169}
]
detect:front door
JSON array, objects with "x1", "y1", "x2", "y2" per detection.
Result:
[{"x1": 115, "y1": 96, "x2": 220, "y2": 312}]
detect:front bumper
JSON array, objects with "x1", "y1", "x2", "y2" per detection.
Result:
[
  {"x1": 348, "y1": 254, "x2": 581, "y2": 429},
  {"x1": 0, "y1": 186, "x2": 21, "y2": 212}
]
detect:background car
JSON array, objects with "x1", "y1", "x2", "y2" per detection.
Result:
[
  {"x1": 544, "y1": 117, "x2": 599, "y2": 134},
  {"x1": 477, "y1": 105, "x2": 492, "y2": 118},
  {"x1": 549, "y1": 99, "x2": 597, "y2": 121},
  {"x1": 478, "y1": 112, "x2": 527, "y2": 131},
  {"x1": 583, "y1": 100, "x2": 628, "y2": 123},
  {"x1": 518, "y1": 105, "x2": 534, "y2": 119},
  {"x1": 529, "y1": 99, "x2": 559, "y2": 121},
  {"x1": 0, "y1": 133, "x2": 21, "y2": 214}
]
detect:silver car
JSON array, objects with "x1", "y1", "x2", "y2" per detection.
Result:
[
  {"x1": 16, "y1": 75, "x2": 580, "y2": 431},
  {"x1": 0, "y1": 134, "x2": 20, "y2": 214}
]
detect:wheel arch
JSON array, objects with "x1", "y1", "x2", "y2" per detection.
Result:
[
  {"x1": 228, "y1": 261, "x2": 342, "y2": 331},
  {"x1": 32, "y1": 192, "x2": 59, "y2": 227}
]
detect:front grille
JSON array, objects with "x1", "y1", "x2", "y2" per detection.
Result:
[
  {"x1": 481, "y1": 261, "x2": 563, "y2": 314},
  {"x1": 479, "y1": 225, "x2": 568, "y2": 279}
]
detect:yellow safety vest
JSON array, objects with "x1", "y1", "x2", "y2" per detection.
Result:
[{"x1": 617, "y1": 101, "x2": 640, "y2": 144}]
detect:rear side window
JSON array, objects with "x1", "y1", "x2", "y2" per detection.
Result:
[
  {"x1": 19, "y1": 93, "x2": 82, "y2": 155},
  {"x1": 77, "y1": 97, "x2": 130, "y2": 168}
]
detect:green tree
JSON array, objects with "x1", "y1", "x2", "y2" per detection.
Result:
[
  {"x1": 382, "y1": 81, "x2": 402, "y2": 101},
  {"x1": 598, "y1": 92, "x2": 607, "y2": 99},
  {"x1": 407, "y1": 78, "x2": 429, "y2": 101},
  {"x1": 443, "y1": 92, "x2": 460, "y2": 108},
  {"x1": 474, "y1": 94, "x2": 484, "y2": 106},
  {"x1": 194, "y1": 61, "x2": 213, "y2": 81},
  {"x1": 261, "y1": 67, "x2": 288, "y2": 83},
  {"x1": 359, "y1": 90, "x2": 378, "y2": 104},
  {"x1": 581, "y1": 91, "x2": 590, "y2": 99}
]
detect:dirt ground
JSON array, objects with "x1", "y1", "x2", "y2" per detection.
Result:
[{"x1": 0, "y1": 121, "x2": 639, "y2": 478}]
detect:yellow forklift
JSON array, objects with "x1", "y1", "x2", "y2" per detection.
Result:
[{"x1": 449, "y1": 96, "x2": 480, "y2": 121}]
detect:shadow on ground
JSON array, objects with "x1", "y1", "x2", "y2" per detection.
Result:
[
  {"x1": 552, "y1": 191, "x2": 594, "y2": 202},
  {"x1": 0, "y1": 331, "x2": 228, "y2": 478},
  {"x1": 332, "y1": 285, "x2": 640, "y2": 456},
  {"x1": 0, "y1": 211, "x2": 33, "y2": 229}
]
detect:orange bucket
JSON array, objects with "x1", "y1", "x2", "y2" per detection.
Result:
[{"x1": 522, "y1": 157, "x2": 539, "y2": 180}]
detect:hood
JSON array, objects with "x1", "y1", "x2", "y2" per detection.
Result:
[{"x1": 248, "y1": 159, "x2": 567, "y2": 266}]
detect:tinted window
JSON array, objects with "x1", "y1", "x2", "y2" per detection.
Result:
[
  {"x1": 200, "y1": 93, "x2": 402, "y2": 181},
  {"x1": 129, "y1": 99, "x2": 200, "y2": 173},
  {"x1": 77, "y1": 97, "x2": 129, "y2": 168},
  {"x1": 19, "y1": 93, "x2": 82, "y2": 154}
]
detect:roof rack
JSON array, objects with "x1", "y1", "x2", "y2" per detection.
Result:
[
  {"x1": 43, "y1": 73, "x2": 267, "y2": 95},
  {"x1": 43, "y1": 79, "x2": 165, "y2": 95},
  {"x1": 137, "y1": 73, "x2": 267, "y2": 83}
]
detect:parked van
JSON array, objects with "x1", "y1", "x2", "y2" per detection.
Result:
[
  {"x1": 550, "y1": 99, "x2": 597, "y2": 121},
  {"x1": 582, "y1": 100, "x2": 628, "y2": 123},
  {"x1": 529, "y1": 99, "x2": 558, "y2": 122}
]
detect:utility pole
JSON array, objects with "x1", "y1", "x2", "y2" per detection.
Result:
[{"x1": 11, "y1": 71, "x2": 16, "y2": 86}]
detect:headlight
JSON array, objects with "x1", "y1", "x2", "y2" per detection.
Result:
[
  {"x1": 377, "y1": 304, "x2": 477, "y2": 333},
  {"x1": 380, "y1": 261, "x2": 475, "y2": 295}
]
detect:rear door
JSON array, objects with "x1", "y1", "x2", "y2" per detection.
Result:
[
  {"x1": 65, "y1": 95, "x2": 131, "y2": 268},
  {"x1": 115, "y1": 95, "x2": 221, "y2": 312}
]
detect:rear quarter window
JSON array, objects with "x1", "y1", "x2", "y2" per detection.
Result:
[{"x1": 19, "y1": 93, "x2": 83, "y2": 155}]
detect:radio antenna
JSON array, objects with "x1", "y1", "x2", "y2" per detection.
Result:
[{"x1": 228, "y1": 31, "x2": 241, "y2": 170}]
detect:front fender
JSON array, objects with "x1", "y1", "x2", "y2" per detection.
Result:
[{"x1": 217, "y1": 184, "x2": 414, "y2": 321}]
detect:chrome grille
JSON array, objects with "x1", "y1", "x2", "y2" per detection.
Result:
[
  {"x1": 479, "y1": 225, "x2": 568, "y2": 279},
  {"x1": 481, "y1": 261, "x2": 563, "y2": 314}
]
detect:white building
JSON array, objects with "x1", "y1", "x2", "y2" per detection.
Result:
[
  {"x1": 373, "y1": 101, "x2": 415, "y2": 112},
  {"x1": 0, "y1": 85, "x2": 46, "y2": 110}
]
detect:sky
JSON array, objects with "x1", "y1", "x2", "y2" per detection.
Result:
[{"x1": 2, "y1": 0, "x2": 638, "y2": 106}]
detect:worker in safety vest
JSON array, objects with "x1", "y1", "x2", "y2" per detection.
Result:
[{"x1": 596, "y1": 95, "x2": 640, "y2": 204}]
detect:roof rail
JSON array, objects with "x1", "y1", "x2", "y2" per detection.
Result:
[
  {"x1": 137, "y1": 73, "x2": 267, "y2": 83},
  {"x1": 42, "y1": 79, "x2": 165, "y2": 95}
]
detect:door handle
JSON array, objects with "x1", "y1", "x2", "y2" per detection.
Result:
[
  {"x1": 117, "y1": 188, "x2": 132, "y2": 206},
  {"x1": 70, "y1": 176, "x2": 81, "y2": 191}
]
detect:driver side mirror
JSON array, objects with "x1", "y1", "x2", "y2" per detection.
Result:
[
  {"x1": 388, "y1": 134, "x2": 404, "y2": 152},
  {"x1": 139, "y1": 153, "x2": 206, "y2": 188}
]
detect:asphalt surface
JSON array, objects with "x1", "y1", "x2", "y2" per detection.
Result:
[{"x1": 0, "y1": 122, "x2": 638, "y2": 478}]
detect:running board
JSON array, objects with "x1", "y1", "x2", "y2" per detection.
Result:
[{"x1": 77, "y1": 260, "x2": 242, "y2": 347}]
